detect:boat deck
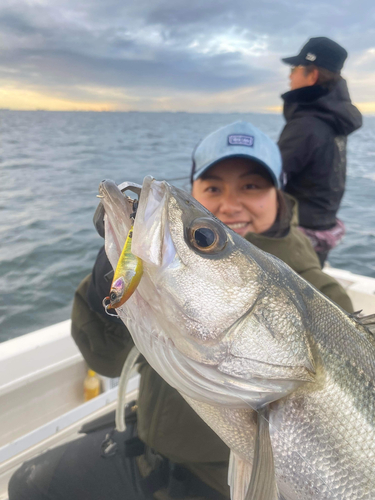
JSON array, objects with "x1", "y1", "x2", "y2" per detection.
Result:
[{"x1": 0, "y1": 320, "x2": 139, "y2": 500}]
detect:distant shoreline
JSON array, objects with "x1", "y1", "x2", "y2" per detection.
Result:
[
  {"x1": 1, "y1": 109, "x2": 374, "y2": 117},
  {"x1": 0, "y1": 109, "x2": 283, "y2": 115}
]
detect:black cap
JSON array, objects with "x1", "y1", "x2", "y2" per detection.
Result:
[{"x1": 282, "y1": 37, "x2": 347, "y2": 73}]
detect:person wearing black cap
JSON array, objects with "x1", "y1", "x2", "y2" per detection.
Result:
[{"x1": 278, "y1": 36, "x2": 362, "y2": 267}]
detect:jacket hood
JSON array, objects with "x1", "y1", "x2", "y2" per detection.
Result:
[{"x1": 281, "y1": 78, "x2": 362, "y2": 136}]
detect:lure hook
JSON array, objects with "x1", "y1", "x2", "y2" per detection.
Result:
[{"x1": 102, "y1": 296, "x2": 119, "y2": 317}]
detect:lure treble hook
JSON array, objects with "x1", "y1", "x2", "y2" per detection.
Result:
[{"x1": 102, "y1": 296, "x2": 119, "y2": 317}]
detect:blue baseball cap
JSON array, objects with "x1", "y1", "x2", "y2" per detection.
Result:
[{"x1": 191, "y1": 121, "x2": 282, "y2": 188}]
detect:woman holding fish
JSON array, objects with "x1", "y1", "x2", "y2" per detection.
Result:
[{"x1": 9, "y1": 122, "x2": 354, "y2": 500}]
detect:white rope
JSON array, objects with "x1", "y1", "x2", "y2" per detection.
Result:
[{"x1": 115, "y1": 345, "x2": 140, "y2": 432}]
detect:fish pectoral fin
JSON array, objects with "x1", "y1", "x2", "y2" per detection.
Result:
[
  {"x1": 245, "y1": 406, "x2": 280, "y2": 500},
  {"x1": 228, "y1": 451, "x2": 252, "y2": 500}
]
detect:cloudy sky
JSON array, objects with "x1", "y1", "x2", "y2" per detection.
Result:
[{"x1": 1, "y1": 0, "x2": 374, "y2": 113}]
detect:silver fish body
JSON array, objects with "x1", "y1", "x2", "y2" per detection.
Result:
[{"x1": 99, "y1": 177, "x2": 375, "y2": 500}]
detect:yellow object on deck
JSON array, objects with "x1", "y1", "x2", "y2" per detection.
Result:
[{"x1": 83, "y1": 369, "x2": 101, "y2": 401}]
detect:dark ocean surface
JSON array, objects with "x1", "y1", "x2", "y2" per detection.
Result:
[{"x1": 0, "y1": 110, "x2": 374, "y2": 342}]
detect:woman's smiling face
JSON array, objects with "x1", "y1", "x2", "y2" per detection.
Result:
[{"x1": 191, "y1": 157, "x2": 278, "y2": 236}]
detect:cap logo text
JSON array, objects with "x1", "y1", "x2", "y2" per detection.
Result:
[
  {"x1": 228, "y1": 134, "x2": 254, "y2": 147},
  {"x1": 305, "y1": 52, "x2": 317, "y2": 61}
]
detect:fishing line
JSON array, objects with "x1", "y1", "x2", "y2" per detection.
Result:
[{"x1": 165, "y1": 175, "x2": 190, "y2": 182}]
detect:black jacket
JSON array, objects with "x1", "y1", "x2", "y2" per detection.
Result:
[{"x1": 278, "y1": 78, "x2": 362, "y2": 230}]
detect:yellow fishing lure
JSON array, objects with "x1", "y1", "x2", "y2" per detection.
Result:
[{"x1": 104, "y1": 225, "x2": 143, "y2": 311}]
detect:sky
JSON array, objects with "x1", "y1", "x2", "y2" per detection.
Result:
[{"x1": 1, "y1": 0, "x2": 374, "y2": 113}]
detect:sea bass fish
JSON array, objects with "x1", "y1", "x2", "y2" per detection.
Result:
[{"x1": 98, "y1": 177, "x2": 375, "y2": 500}]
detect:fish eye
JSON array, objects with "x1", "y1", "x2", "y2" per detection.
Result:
[
  {"x1": 187, "y1": 217, "x2": 227, "y2": 255},
  {"x1": 110, "y1": 291, "x2": 118, "y2": 302},
  {"x1": 194, "y1": 227, "x2": 215, "y2": 248}
]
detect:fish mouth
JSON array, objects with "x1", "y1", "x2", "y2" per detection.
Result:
[{"x1": 98, "y1": 179, "x2": 142, "y2": 267}]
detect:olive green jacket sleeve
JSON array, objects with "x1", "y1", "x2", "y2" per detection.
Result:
[
  {"x1": 71, "y1": 273, "x2": 134, "y2": 378},
  {"x1": 246, "y1": 227, "x2": 354, "y2": 313}
]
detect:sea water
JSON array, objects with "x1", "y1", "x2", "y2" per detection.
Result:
[{"x1": 0, "y1": 110, "x2": 374, "y2": 342}]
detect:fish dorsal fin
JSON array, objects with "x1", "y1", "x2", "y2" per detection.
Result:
[
  {"x1": 359, "y1": 313, "x2": 375, "y2": 333},
  {"x1": 245, "y1": 406, "x2": 280, "y2": 500},
  {"x1": 351, "y1": 312, "x2": 375, "y2": 335}
]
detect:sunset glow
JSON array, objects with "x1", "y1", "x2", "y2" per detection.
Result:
[{"x1": 1, "y1": 1, "x2": 374, "y2": 114}]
